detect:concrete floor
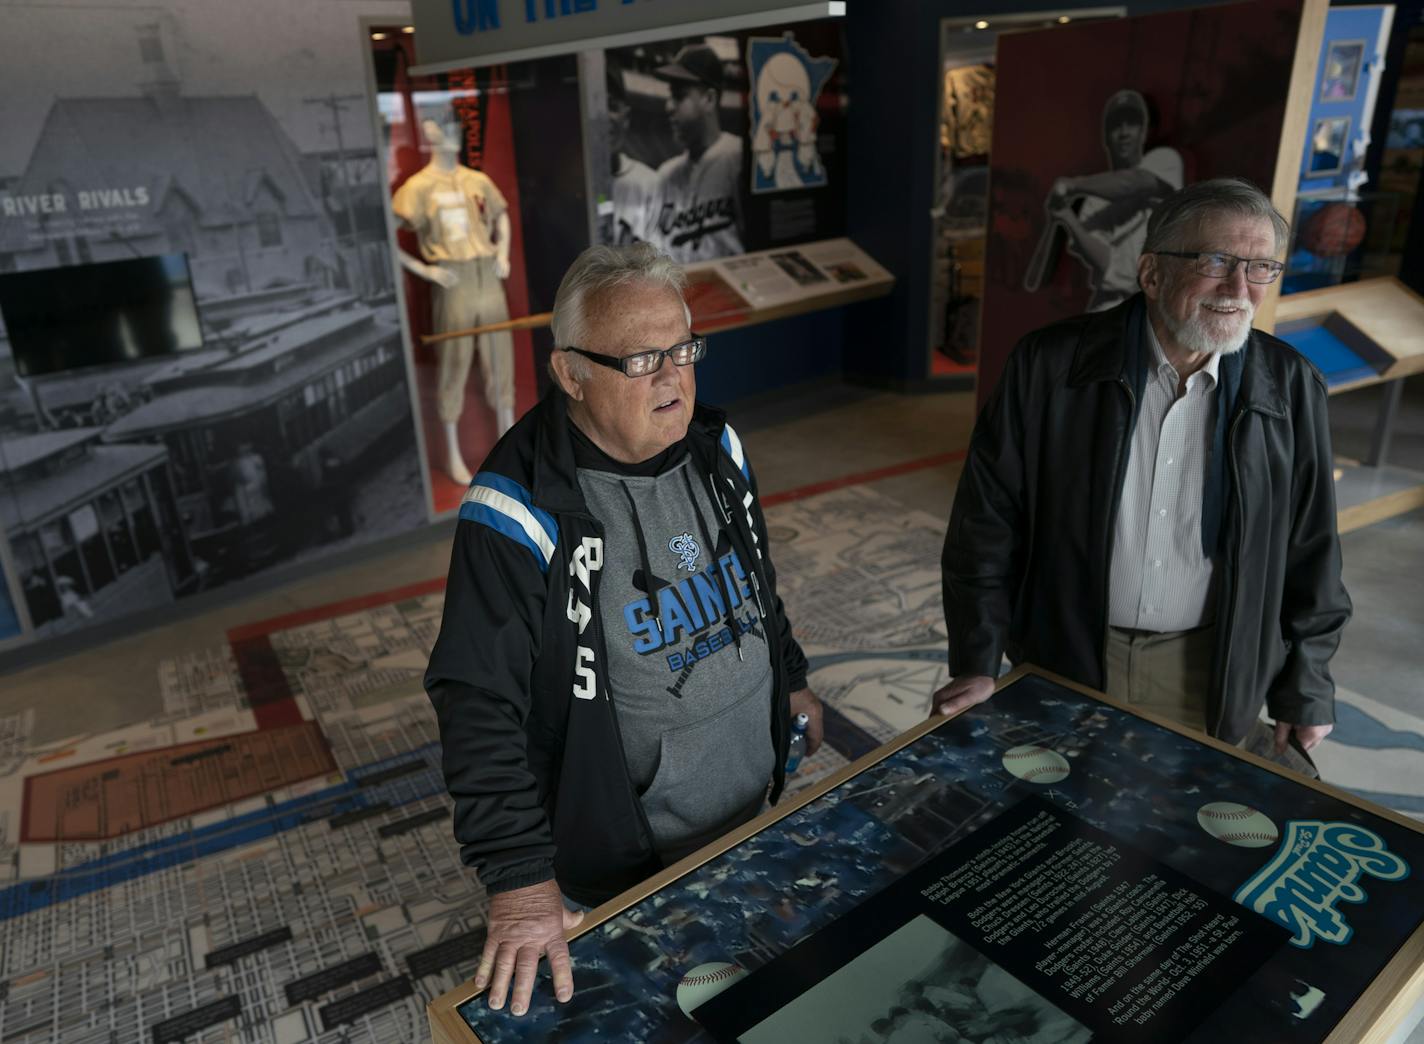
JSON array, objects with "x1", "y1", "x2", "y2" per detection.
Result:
[{"x1": 1324, "y1": 375, "x2": 1424, "y2": 725}]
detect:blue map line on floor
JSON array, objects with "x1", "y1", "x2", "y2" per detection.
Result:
[
  {"x1": 1328, "y1": 701, "x2": 1424, "y2": 754},
  {"x1": 0, "y1": 745, "x2": 445, "y2": 923}
]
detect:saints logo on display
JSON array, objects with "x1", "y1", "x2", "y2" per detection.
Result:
[{"x1": 670, "y1": 532, "x2": 700, "y2": 572}]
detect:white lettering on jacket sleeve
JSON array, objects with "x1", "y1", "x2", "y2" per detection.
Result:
[{"x1": 568, "y1": 537, "x2": 604, "y2": 700}]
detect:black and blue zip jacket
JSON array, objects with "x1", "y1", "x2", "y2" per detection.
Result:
[{"x1": 424, "y1": 389, "x2": 808, "y2": 907}]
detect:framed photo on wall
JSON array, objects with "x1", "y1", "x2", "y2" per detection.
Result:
[
  {"x1": 1307, "y1": 115, "x2": 1352, "y2": 176},
  {"x1": 1319, "y1": 39, "x2": 1366, "y2": 103}
]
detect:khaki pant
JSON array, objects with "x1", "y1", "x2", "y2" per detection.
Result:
[
  {"x1": 431, "y1": 257, "x2": 513, "y2": 421},
  {"x1": 1105, "y1": 625, "x2": 1318, "y2": 777}
]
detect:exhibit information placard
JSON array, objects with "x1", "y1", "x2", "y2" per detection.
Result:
[{"x1": 433, "y1": 668, "x2": 1424, "y2": 1043}]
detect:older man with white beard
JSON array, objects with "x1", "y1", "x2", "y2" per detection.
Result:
[{"x1": 934, "y1": 178, "x2": 1350, "y2": 774}]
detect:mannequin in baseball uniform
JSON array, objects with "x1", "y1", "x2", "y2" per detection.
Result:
[{"x1": 393, "y1": 116, "x2": 514, "y2": 485}]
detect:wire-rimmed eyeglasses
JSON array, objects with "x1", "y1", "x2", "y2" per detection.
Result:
[{"x1": 1153, "y1": 251, "x2": 1285, "y2": 284}]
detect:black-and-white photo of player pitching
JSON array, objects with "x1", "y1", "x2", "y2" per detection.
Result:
[{"x1": 1023, "y1": 89, "x2": 1183, "y2": 311}]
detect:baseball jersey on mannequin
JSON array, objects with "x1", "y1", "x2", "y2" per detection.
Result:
[
  {"x1": 392, "y1": 164, "x2": 508, "y2": 263},
  {"x1": 649, "y1": 131, "x2": 745, "y2": 262}
]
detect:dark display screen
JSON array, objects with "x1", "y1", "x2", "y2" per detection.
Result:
[{"x1": 0, "y1": 253, "x2": 203, "y2": 377}]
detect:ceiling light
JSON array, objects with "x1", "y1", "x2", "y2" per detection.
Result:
[
  {"x1": 974, "y1": 20, "x2": 989, "y2": 29},
  {"x1": 1058, "y1": 15, "x2": 1071, "y2": 23},
  {"x1": 402, "y1": 25, "x2": 415, "y2": 33},
  {"x1": 371, "y1": 31, "x2": 387, "y2": 40}
]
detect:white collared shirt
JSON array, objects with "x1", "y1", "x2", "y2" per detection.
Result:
[{"x1": 1108, "y1": 320, "x2": 1220, "y2": 632}]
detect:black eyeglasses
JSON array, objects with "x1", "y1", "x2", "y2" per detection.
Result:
[
  {"x1": 562, "y1": 336, "x2": 706, "y2": 378},
  {"x1": 1154, "y1": 251, "x2": 1285, "y2": 284}
]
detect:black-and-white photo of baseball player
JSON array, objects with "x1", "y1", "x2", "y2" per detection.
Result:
[
  {"x1": 604, "y1": 37, "x2": 747, "y2": 262},
  {"x1": 1024, "y1": 88, "x2": 1183, "y2": 311},
  {"x1": 606, "y1": 58, "x2": 659, "y2": 246}
]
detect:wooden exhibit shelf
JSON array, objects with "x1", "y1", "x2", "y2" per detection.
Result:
[
  {"x1": 1273, "y1": 278, "x2": 1424, "y2": 530},
  {"x1": 1336, "y1": 465, "x2": 1424, "y2": 535},
  {"x1": 430, "y1": 666, "x2": 1424, "y2": 1044},
  {"x1": 418, "y1": 237, "x2": 894, "y2": 348},
  {"x1": 1274, "y1": 277, "x2": 1424, "y2": 390}
]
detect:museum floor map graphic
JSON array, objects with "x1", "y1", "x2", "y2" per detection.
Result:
[
  {"x1": 454, "y1": 673, "x2": 1424, "y2": 1043},
  {"x1": 0, "y1": 486, "x2": 938, "y2": 1043}
]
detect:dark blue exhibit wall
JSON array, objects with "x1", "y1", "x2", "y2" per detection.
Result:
[
  {"x1": 841, "y1": 0, "x2": 1254, "y2": 390},
  {"x1": 697, "y1": 307, "x2": 846, "y2": 405}
]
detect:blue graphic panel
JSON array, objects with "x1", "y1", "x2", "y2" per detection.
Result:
[
  {"x1": 1299, "y1": 7, "x2": 1392, "y2": 193},
  {"x1": 1275, "y1": 323, "x2": 1378, "y2": 387}
]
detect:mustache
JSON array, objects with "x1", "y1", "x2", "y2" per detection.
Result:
[{"x1": 1201, "y1": 296, "x2": 1254, "y2": 314}]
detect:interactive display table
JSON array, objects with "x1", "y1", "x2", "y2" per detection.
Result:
[{"x1": 430, "y1": 667, "x2": 1424, "y2": 1044}]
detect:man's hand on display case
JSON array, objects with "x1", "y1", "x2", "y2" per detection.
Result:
[
  {"x1": 789, "y1": 687, "x2": 824, "y2": 756},
  {"x1": 476, "y1": 879, "x2": 585, "y2": 1016},
  {"x1": 1275, "y1": 720, "x2": 1333, "y2": 754},
  {"x1": 930, "y1": 674, "x2": 995, "y2": 719},
  {"x1": 495, "y1": 253, "x2": 511, "y2": 279}
]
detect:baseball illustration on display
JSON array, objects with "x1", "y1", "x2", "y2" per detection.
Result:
[
  {"x1": 676, "y1": 961, "x2": 749, "y2": 1017},
  {"x1": 1001, "y1": 745, "x2": 1071, "y2": 784},
  {"x1": 1197, "y1": 801, "x2": 1281, "y2": 848}
]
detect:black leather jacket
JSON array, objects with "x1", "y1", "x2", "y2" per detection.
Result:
[{"x1": 943, "y1": 295, "x2": 1351, "y2": 743}]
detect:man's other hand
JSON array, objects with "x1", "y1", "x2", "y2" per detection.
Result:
[
  {"x1": 1274, "y1": 720, "x2": 1333, "y2": 754},
  {"x1": 789, "y1": 687, "x2": 824, "y2": 756},
  {"x1": 930, "y1": 675, "x2": 996, "y2": 719},
  {"x1": 476, "y1": 880, "x2": 584, "y2": 1016}
]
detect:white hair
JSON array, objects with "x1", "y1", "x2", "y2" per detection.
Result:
[
  {"x1": 549, "y1": 244, "x2": 690, "y2": 381},
  {"x1": 1143, "y1": 177, "x2": 1290, "y2": 256}
]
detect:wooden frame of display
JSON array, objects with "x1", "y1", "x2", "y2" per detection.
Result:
[
  {"x1": 1255, "y1": 0, "x2": 1329, "y2": 334},
  {"x1": 428, "y1": 663, "x2": 1424, "y2": 1044}
]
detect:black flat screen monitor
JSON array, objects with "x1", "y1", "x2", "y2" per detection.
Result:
[{"x1": 0, "y1": 253, "x2": 204, "y2": 377}]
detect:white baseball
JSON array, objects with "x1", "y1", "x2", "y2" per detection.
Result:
[
  {"x1": 1001, "y1": 745, "x2": 1070, "y2": 785},
  {"x1": 676, "y1": 961, "x2": 748, "y2": 1017},
  {"x1": 1197, "y1": 802, "x2": 1280, "y2": 848}
]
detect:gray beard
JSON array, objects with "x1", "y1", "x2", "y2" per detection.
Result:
[{"x1": 1162, "y1": 298, "x2": 1254, "y2": 356}]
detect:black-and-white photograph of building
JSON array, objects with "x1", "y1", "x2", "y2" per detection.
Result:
[{"x1": 0, "y1": 1, "x2": 424, "y2": 642}]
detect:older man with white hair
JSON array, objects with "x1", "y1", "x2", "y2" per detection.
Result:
[
  {"x1": 425, "y1": 243, "x2": 821, "y2": 1017},
  {"x1": 936, "y1": 178, "x2": 1350, "y2": 773}
]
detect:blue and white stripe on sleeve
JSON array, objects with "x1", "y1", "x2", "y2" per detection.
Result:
[
  {"x1": 719, "y1": 423, "x2": 750, "y2": 482},
  {"x1": 459, "y1": 471, "x2": 559, "y2": 574}
]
